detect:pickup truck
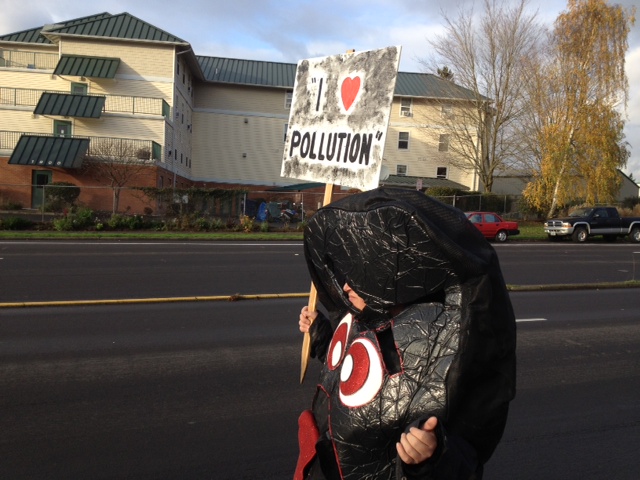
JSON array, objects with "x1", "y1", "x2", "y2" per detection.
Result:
[{"x1": 544, "y1": 206, "x2": 640, "y2": 242}]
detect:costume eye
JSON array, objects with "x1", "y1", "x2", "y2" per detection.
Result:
[
  {"x1": 327, "y1": 313, "x2": 353, "y2": 371},
  {"x1": 339, "y1": 338, "x2": 384, "y2": 408}
]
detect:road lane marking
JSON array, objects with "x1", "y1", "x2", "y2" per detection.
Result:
[{"x1": 516, "y1": 318, "x2": 547, "y2": 322}]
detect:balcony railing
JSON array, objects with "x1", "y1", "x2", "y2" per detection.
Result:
[
  {"x1": 0, "y1": 87, "x2": 169, "y2": 116},
  {"x1": 0, "y1": 48, "x2": 59, "y2": 70},
  {"x1": 0, "y1": 131, "x2": 162, "y2": 161}
]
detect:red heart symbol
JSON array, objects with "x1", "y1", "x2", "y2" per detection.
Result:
[{"x1": 341, "y1": 76, "x2": 361, "y2": 111}]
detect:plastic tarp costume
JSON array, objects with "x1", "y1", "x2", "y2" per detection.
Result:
[{"x1": 295, "y1": 187, "x2": 516, "y2": 480}]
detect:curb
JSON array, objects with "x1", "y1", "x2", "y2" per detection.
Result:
[{"x1": 1, "y1": 283, "x2": 638, "y2": 309}]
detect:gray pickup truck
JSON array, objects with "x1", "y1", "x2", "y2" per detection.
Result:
[{"x1": 544, "y1": 206, "x2": 640, "y2": 242}]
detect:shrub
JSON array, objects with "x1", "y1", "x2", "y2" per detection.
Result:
[
  {"x1": 621, "y1": 196, "x2": 640, "y2": 210},
  {"x1": 210, "y1": 218, "x2": 225, "y2": 230},
  {"x1": 0, "y1": 201, "x2": 23, "y2": 210},
  {"x1": 194, "y1": 217, "x2": 210, "y2": 231},
  {"x1": 239, "y1": 215, "x2": 255, "y2": 233},
  {"x1": 45, "y1": 182, "x2": 81, "y2": 211},
  {"x1": 0, "y1": 216, "x2": 34, "y2": 230},
  {"x1": 107, "y1": 214, "x2": 127, "y2": 230},
  {"x1": 53, "y1": 208, "x2": 94, "y2": 231}
]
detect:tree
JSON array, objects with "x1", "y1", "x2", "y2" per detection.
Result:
[
  {"x1": 437, "y1": 66, "x2": 454, "y2": 81},
  {"x1": 422, "y1": 0, "x2": 543, "y2": 192},
  {"x1": 522, "y1": 0, "x2": 635, "y2": 217},
  {"x1": 82, "y1": 138, "x2": 156, "y2": 213}
]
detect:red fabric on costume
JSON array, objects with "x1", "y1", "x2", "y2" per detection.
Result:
[{"x1": 294, "y1": 409, "x2": 320, "y2": 480}]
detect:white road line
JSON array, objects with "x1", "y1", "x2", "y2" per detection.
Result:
[{"x1": 516, "y1": 318, "x2": 547, "y2": 323}]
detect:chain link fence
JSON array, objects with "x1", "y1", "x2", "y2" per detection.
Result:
[{"x1": 1, "y1": 182, "x2": 523, "y2": 227}]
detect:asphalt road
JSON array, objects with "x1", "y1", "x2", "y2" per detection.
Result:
[
  {"x1": 1, "y1": 290, "x2": 639, "y2": 479},
  {"x1": 1, "y1": 241, "x2": 640, "y2": 304},
  {"x1": 1, "y1": 241, "x2": 639, "y2": 479}
]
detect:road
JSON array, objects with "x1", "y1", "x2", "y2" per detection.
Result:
[
  {"x1": 1, "y1": 241, "x2": 640, "y2": 303},
  {"x1": 0, "y1": 241, "x2": 639, "y2": 479}
]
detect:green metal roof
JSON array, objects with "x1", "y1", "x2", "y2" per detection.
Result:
[
  {"x1": 8, "y1": 135, "x2": 90, "y2": 168},
  {"x1": 0, "y1": 12, "x2": 187, "y2": 45},
  {"x1": 379, "y1": 174, "x2": 469, "y2": 191},
  {"x1": 198, "y1": 56, "x2": 297, "y2": 88},
  {"x1": 0, "y1": 13, "x2": 112, "y2": 44},
  {"x1": 196, "y1": 56, "x2": 480, "y2": 100},
  {"x1": 45, "y1": 12, "x2": 188, "y2": 44},
  {"x1": 34, "y1": 93, "x2": 106, "y2": 118},
  {"x1": 394, "y1": 72, "x2": 482, "y2": 101},
  {"x1": 54, "y1": 55, "x2": 120, "y2": 78}
]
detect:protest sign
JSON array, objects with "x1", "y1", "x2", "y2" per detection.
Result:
[
  {"x1": 283, "y1": 46, "x2": 401, "y2": 382},
  {"x1": 282, "y1": 46, "x2": 401, "y2": 191}
]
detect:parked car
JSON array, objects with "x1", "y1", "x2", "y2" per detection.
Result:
[
  {"x1": 544, "y1": 206, "x2": 640, "y2": 242},
  {"x1": 465, "y1": 211, "x2": 520, "y2": 242}
]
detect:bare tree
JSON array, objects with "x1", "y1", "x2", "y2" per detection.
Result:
[
  {"x1": 421, "y1": 0, "x2": 544, "y2": 192},
  {"x1": 82, "y1": 138, "x2": 156, "y2": 213}
]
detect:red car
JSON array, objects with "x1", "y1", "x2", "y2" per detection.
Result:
[{"x1": 465, "y1": 211, "x2": 520, "y2": 242}]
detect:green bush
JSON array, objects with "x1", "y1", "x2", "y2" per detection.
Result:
[
  {"x1": 52, "y1": 208, "x2": 94, "y2": 231},
  {"x1": 194, "y1": 217, "x2": 210, "y2": 231},
  {"x1": 0, "y1": 216, "x2": 34, "y2": 230},
  {"x1": 621, "y1": 196, "x2": 640, "y2": 210},
  {"x1": 45, "y1": 182, "x2": 81, "y2": 212},
  {"x1": 0, "y1": 201, "x2": 23, "y2": 210},
  {"x1": 210, "y1": 218, "x2": 225, "y2": 230}
]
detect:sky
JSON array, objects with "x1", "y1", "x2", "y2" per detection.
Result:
[{"x1": 2, "y1": 0, "x2": 639, "y2": 183}]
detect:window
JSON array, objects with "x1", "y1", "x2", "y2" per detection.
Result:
[
  {"x1": 441, "y1": 104, "x2": 453, "y2": 119},
  {"x1": 400, "y1": 98, "x2": 412, "y2": 117},
  {"x1": 438, "y1": 134, "x2": 450, "y2": 152},
  {"x1": 285, "y1": 90, "x2": 293, "y2": 109},
  {"x1": 396, "y1": 165, "x2": 407, "y2": 176},
  {"x1": 436, "y1": 167, "x2": 448, "y2": 179},
  {"x1": 398, "y1": 132, "x2": 409, "y2": 150},
  {"x1": 54, "y1": 120, "x2": 72, "y2": 137},
  {"x1": 71, "y1": 82, "x2": 87, "y2": 95}
]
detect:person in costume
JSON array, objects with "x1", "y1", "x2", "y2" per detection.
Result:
[{"x1": 294, "y1": 187, "x2": 516, "y2": 480}]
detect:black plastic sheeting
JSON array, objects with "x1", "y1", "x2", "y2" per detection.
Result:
[{"x1": 301, "y1": 187, "x2": 516, "y2": 479}]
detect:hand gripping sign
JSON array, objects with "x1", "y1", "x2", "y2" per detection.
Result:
[{"x1": 281, "y1": 47, "x2": 401, "y2": 382}]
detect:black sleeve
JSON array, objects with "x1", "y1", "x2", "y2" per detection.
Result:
[
  {"x1": 397, "y1": 419, "x2": 482, "y2": 480},
  {"x1": 308, "y1": 310, "x2": 334, "y2": 363}
]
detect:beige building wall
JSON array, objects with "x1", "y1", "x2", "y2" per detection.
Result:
[
  {"x1": 384, "y1": 98, "x2": 478, "y2": 190},
  {"x1": 192, "y1": 83, "x2": 290, "y2": 185},
  {"x1": 191, "y1": 85, "x2": 481, "y2": 190},
  {"x1": 0, "y1": 38, "x2": 181, "y2": 185}
]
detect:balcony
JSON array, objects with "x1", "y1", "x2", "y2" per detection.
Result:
[
  {"x1": 0, "y1": 87, "x2": 170, "y2": 117},
  {"x1": 1, "y1": 130, "x2": 162, "y2": 168},
  {"x1": 0, "y1": 48, "x2": 59, "y2": 70}
]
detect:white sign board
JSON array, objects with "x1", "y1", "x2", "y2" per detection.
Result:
[{"x1": 281, "y1": 46, "x2": 401, "y2": 191}]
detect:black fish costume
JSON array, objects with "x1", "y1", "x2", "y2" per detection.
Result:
[{"x1": 295, "y1": 187, "x2": 516, "y2": 480}]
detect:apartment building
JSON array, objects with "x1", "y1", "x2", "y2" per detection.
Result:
[{"x1": 0, "y1": 12, "x2": 482, "y2": 214}]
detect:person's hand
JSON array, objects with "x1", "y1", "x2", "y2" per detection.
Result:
[
  {"x1": 396, "y1": 416, "x2": 438, "y2": 464},
  {"x1": 299, "y1": 306, "x2": 318, "y2": 333}
]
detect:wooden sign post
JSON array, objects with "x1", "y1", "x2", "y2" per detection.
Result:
[
  {"x1": 299, "y1": 183, "x2": 333, "y2": 383},
  {"x1": 281, "y1": 46, "x2": 401, "y2": 383}
]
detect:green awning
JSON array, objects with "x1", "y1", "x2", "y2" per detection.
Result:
[
  {"x1": 54, "y1": 55, "x2": 120, "y2": 78},
  {"x1": 34, "y1": 92, "x2": 106, "y2": 118},
  {"x1": 8, "y1": 135, "x2": 90, "y2": 168}
]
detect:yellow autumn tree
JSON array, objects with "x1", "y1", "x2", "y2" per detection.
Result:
[{"x1": 522, "y1": 0, "x2": 635, "y2": 217}]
